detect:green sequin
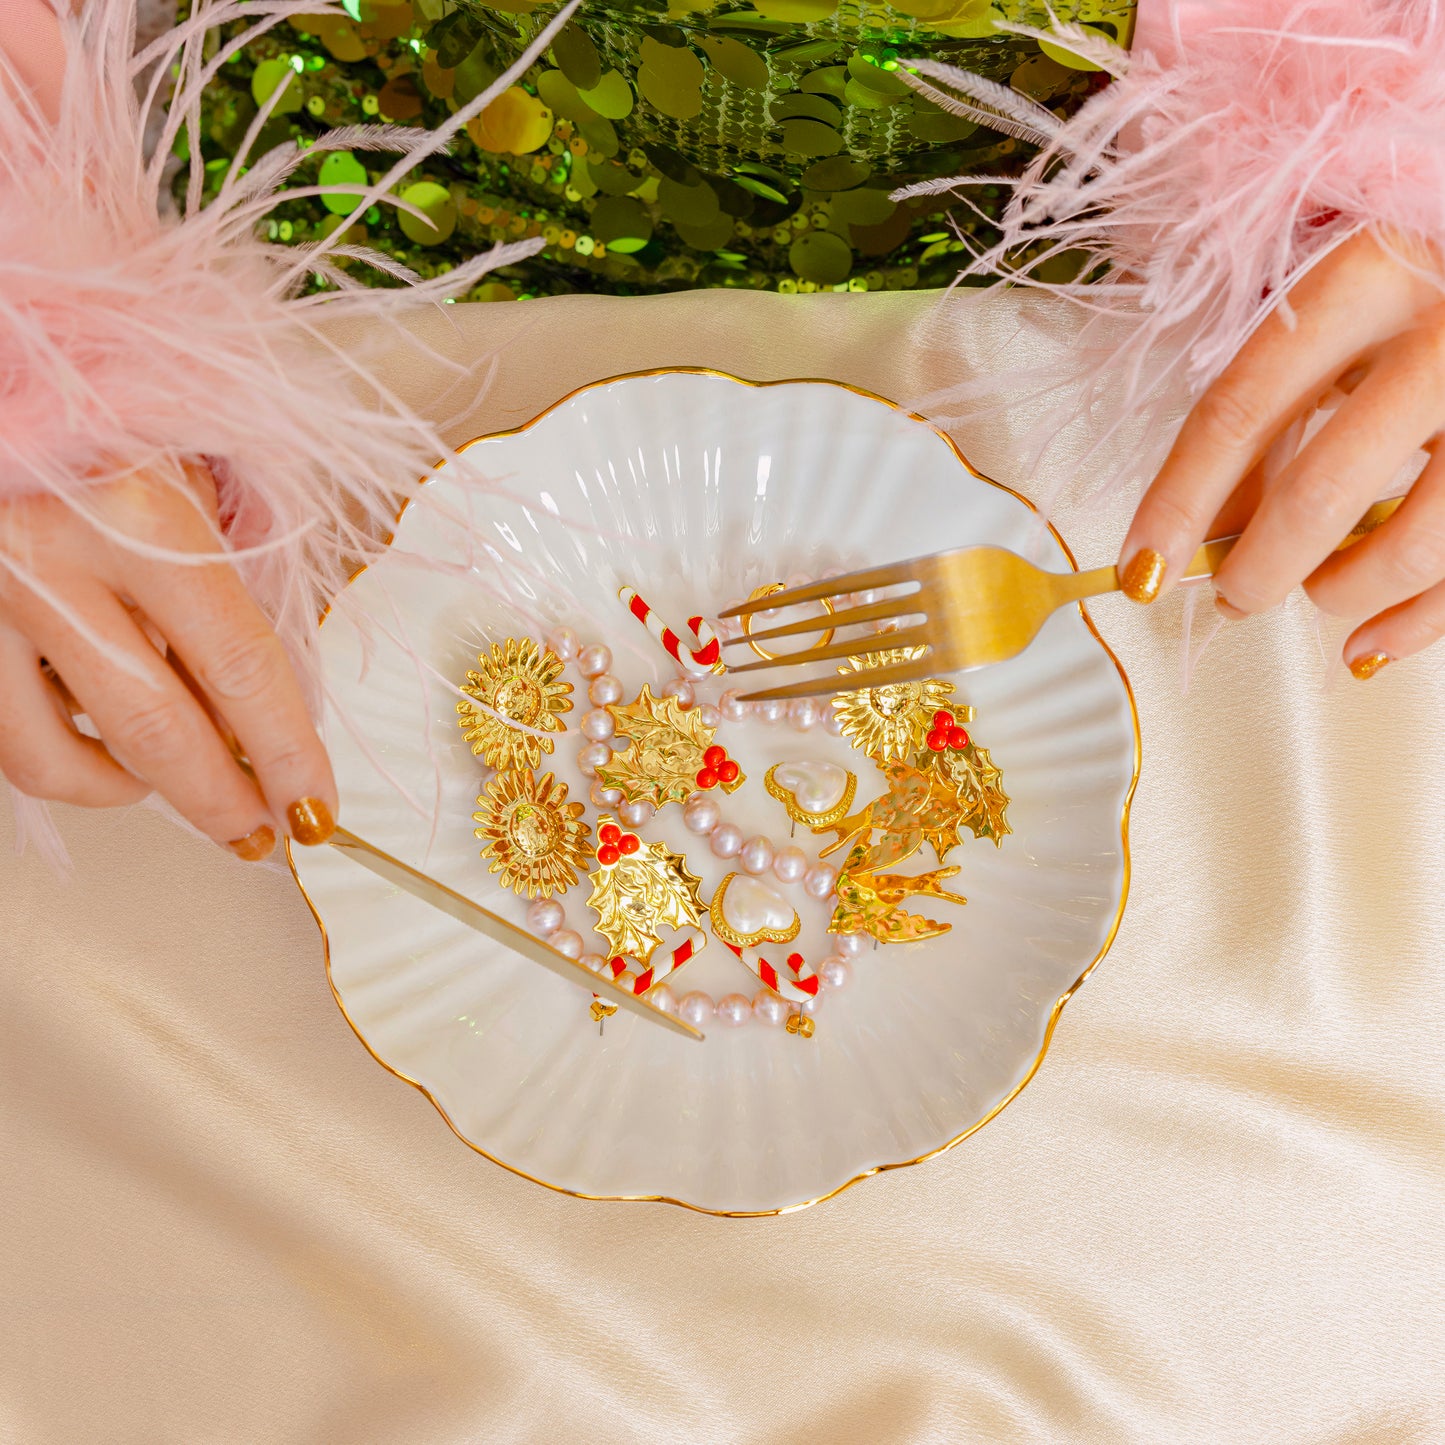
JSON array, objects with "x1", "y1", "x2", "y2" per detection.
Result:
[{"x1": 186, "y1": 0, "x2": 1133, "y2": 299}]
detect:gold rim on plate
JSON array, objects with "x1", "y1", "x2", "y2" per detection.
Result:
[{"x1": 287, "y1": 367, "x2": 1142, "y2": 1218}]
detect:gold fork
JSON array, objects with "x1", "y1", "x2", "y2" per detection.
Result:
[{"x1": 718, "y1": 497, "x2": 1404, "y2": 701}]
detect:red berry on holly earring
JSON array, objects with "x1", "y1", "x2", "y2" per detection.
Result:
[
  {"x1": 696, "y1": 767, "x2": 719, "y2": 789},
  {"x1": 618, "y1": 833, "x2": 640, "y2": 855},
  {"x1": 599, "y1": 823, "x2": 621, "y2": 846},
  {"x1": 926, "y1": 729, "x2": 948, "y2": 751},
  {"x1": 717, "y1": 759, "x2": 740, "y2": 784},
  {"x1": 933, "y1": 709, "x2": 953, "y2": 728},
  {"x1": 597, "y1": 843, "x2": 620, "y2": 866},
  {"x1": 703, "y1": 744, "x2": 726, "y2": 769},
  {"x1": 947, "y1": 726, "x2": 969, "y2": 750}
]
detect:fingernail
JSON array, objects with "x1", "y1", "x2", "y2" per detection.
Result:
[
  {"x1": 1214, "y1": 592, "x2": 1248, "y2": 622},
  {"x1": 1348, "y1": 651, "x2": 1390, "y2": 681},
  {"x1": 227, "y1": 825, "x2": 276, "y2": 862},
  {"x1": 287, "y1": 797, "x2": 336, "y2": 845},
  {"x1": 1120, "y1": 548, "x2": 1167, "y2": 604}
]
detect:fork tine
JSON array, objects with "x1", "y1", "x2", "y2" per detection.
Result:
[
  {"x1": 721, "y1": 595, "x2": 926, "y2": 648},
  {"x1": 738, "y1": 651, "x2": 937, "y2": 703},
  {"x1": 725, "y1": 623, "x2": 933, "y2": 674},
  {"x1": 717, "y1": 564, "x2": 920, "y2": 619}
]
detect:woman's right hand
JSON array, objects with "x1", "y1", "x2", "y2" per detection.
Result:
[{"x1": 0, "y1": 461, "x2": 337, "y2": 860}]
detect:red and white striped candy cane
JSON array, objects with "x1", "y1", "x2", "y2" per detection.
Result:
[
  {"x1": 600, "y1": 927, "x2": 706, "y2": 996},
  {"x1": 619, "y1": 587, "x2": 724, "y2": 676},
  {"x1": 722, "y1": 942, "x2": 820, "y2": 1003}
]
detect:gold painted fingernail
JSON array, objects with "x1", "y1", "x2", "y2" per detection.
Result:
[
  {"x1": 1120, "y1": 548, "x2": 1167, "y2": 603},
  {"x1": 227, "y1": 825, "x2": 276, "y2": 862},
  {"x1": 1348, "y1": 651, "x2": 1390, "y2": 681},
  {"x1": 287, "y1": 797, "x2": 336, "y2": 846}
]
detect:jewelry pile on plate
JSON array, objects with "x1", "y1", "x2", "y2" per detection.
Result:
[{"x1": 456, "y1": 582, "x2": 1011, "y2": 1039}]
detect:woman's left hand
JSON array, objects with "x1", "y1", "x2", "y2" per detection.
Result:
[{"x1": 1117, "y1": 229, "x2": 1445, "y2": 679}]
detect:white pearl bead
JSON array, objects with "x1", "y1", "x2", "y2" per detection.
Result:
[
  {"x1": 772, "y1": 844, "x2": 808, "y2": 885},
  {"x1": 581, "y1": 707, "x2": 615, "y2": 742},
  {"x1": 710, "y1": 823, "x2": 743, "y2": 859},
  {"x1": 661, "y1": 677, "x2": 695, "y2": 708},
  {"x1": 822, "y1": 710, "x2": 845, "y2": 737},
  {"x1": 650, "y1": 984, "x2": 679, "y2": 1015},
  {"x1": 755, "y1": 698, "x2": 787, "y2": 725},
  {"x1": 716, "y1": 993, "x2": 752, "y2": 1027},
  {"x1": 678, "y1": 991, "x2": 714, "y2": 1028},
  {"x1": 579, "y1": 952, "x2": 609, "y2": 975},
  {"x1": 588, "y1": 674, "x2": 623, "y2": 707},
  {"x1": 800, "y1": 993, "x2": 823, "y2": 1018},
  {"x1": 739, "y1": 834, "x2": 775, "y2": 876},
  {"x1": 577, "y1": 742, "x2": 611, "y2": 776},
  {"x1": 752, "y1": 990, "x2": 789, "y2": 1027},
  {"x1": 787, "y1": 698, "x2": 821, "y2": 731},
  {"x1": 820, "y1": 955, "x2": 851, "y2": 990},
  {"x1": 546, "y1": 627, "x2": 579, "y2": 662},
  {"x1": 720, "y1": 689, "x2": 750, "y2": 723},
  {"x1": 590, "y1": 782, "x2": 622, "y2": 809},
  {"x1": 619, "y1": 799, "x2": 654, "y2": 829},
  {"x1": 804, "y1": 863, "x2": 838, "y2": 900},
  {"x1": 835, "y1": 933, "x2": 868, "y2": 957},
  {"x1": 683, "y1": 796, "x2": 720, "y2": 835},
  {"x1": 577, "y1": 644, "x2": 612, "y2": 679},
  {"x1": 525, "y1": 898, "x2": 564, "y2": 937},
  {"x1": 551, "y1": 929, "x2": 584, "y2": 959},
  {"x1": 695, "y1": 703, "x2": 721, "y2": 730}
]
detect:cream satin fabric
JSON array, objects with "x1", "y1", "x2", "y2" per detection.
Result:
[{"x1": 4, "y1": 288, "x2": 1444, "y2": 1443}]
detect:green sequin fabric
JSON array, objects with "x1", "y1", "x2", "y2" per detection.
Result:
[{"x1": 191, "y1": 0, "x2": 1133, "y2": 298}]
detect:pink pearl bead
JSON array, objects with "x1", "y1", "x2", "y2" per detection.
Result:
[
  {"x1": 581, "y1": 708, "x2": 615, "y2": 742},
  {"x1": 678, "y1": 991, "x2": 714, "y2": 1028},
  {"x1": 755, "y1": 698, "x2": 787, "y2": 725},
  {"x1": 772, "y1": 845, "x2": 808, "y2": 885},
  {"x1": 799, "y1": 993, "x2": 823, "y2": 1018},
  {"x1": 716, "y1": 993, "x2": 752, "y2": 1027},
  {"x1": 835, "y1": 933, "x2": 868, "y2": 957},
  {"x1": 551, "y1": 929, "x2": 584, "y2": 959},
  {"x1": 525, "y1": 898, "x2": 564, "y2": 937},
  {"x1": 820, "y1": 955, "x2": 851, "y2": 990},
  {"x1": 661, "y1": 677, "x2": 695, "y2": 708},
  {"x1": 739, "y1": 834, "x2": 774, "y2": 876},
  {"x1": 620, "y1": 799, "x2": 654, "y2": 828},
  {"x1": 588, "y1": 674, "x2": 623, "y2": 707},
  {"x1": 710, "y1": 823, "x2": 743, "y2": 859},
  {"x1": 787, "y1": 698, "x2": 821, "y2": 731},
  {"x1": 804, "y1": 863, "x2": 837, "y2": 901},
  {"x1": 577, "y1": 644, "x2": 611, "y2": 679},
  {"x1": 590, "y1": 782, "x2": 622, "y2": 809},
  {"x1": 650, "y1": 984, "x2": 679, "y2": 1015},
  {"x1": 785, "y1": 571, "x2": 810, "y2": 589},
  {"x1": 695, "y1": 703, "x2": 721, "y2": 730},
  {"x1": 546, "y1": 627, "x2": 579, "y2": 662},
  {"x1": 577, "y1": 742, "x2": 610, "y2": 776},
  {"x1": 578, "y1": 952, "x2": 609, "y2": 975},
  {"x1": 683, "y1": 796, "x2": 720, "y2": 835},
  {"x1": 720, "y1": 689, "x2": 750, "y2": 723},
  {"x1": 752, "y1": 990, "x2": 789, "y2": 1027},
  {"x1": 822, "y1": 710, "x2": 845, "y2": 737}
]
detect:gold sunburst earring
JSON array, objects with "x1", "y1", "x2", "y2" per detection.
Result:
[
  {"x1": 457, "y1": 637, "x2": 573, "y2": 771},
  {"x1": 831, "y1": 648, "x2": 967, "y2": 762},
  {"x1": 473, "y1": 769, "x2": 592, "y2": 898}
]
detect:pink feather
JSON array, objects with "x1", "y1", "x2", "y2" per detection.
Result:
[{"x1": 900, "y1": 0, "x2": 1445, "y2": 512}]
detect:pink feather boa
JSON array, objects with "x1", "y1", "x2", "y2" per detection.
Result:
[
  {"x1": 896, "y1": 0, "x2": 1445, "y2": 509},
  {"x1": 0, "y1": 0, "x2": 574, "y2": 681}
]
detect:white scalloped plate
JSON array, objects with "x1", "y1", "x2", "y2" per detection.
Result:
[{"x1": 289, "y1": 370, "x2": 1139, "y2": 1216}]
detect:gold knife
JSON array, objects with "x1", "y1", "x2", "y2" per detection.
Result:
[{"x1": 323, "y1": 825, "x2": 703, "y2": 1041}]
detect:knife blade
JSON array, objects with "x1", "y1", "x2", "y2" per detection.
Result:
[{"x1": 324, "y1": 826, "x2": 703, "y2": 1041}]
